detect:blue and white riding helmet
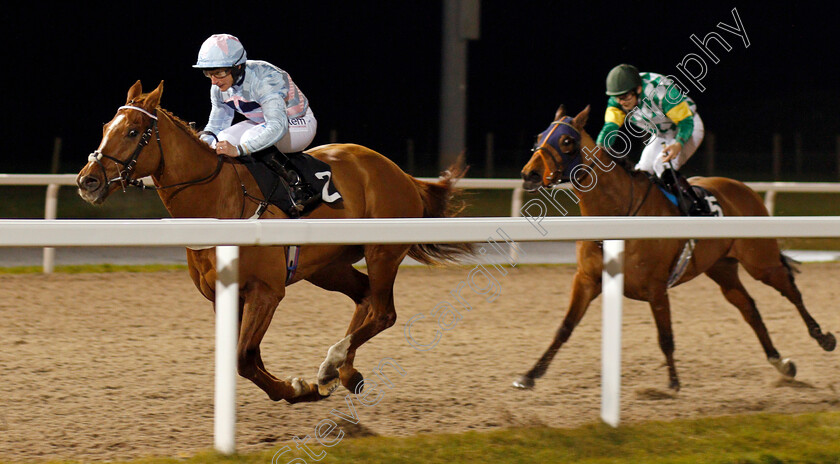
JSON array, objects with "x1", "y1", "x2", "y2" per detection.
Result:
[{"x1": 193, "y1": 34, "x2": 247, "y2": 69}]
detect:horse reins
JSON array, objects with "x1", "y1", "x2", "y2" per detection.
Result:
[{"x1": 88, "y1": 105, "x2": 224, "y2": 193}]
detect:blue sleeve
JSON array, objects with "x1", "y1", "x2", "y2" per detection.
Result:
[{"x1": 201, "y1": 87, "x2": 234, "y2": 145}]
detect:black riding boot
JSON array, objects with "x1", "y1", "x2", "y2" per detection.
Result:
[
  {"x1": 661, "y1": 168, "x2": 708, "y2": 216},
  {"x1": 264, "y1": 153, "x2": 322, "y2": 214},
  {"x1": 258, "y1": 155, "x2": 297, "y2": 186}
]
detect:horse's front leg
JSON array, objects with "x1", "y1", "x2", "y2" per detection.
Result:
[
  {"x1": 513, "y1": 270, "x2": 601, "y2": 389},
  {"x1": 237, "y1": 279, "x2": 322, "y2": 403}
]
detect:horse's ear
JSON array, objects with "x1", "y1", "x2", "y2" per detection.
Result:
[
  {"x1": 572, "y1": 105, "x2": 590, "y2": 128},
  {"x1": 554, "y1": 104, "x2": 566, "y2": 121},
  {"x1": 126, "y1": 80, "x2": 143, "y2": 104},
  {"x1": 145, "y1": 80, "x2": 165, "y2": 109}
]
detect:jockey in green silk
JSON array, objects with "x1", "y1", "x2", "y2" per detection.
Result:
[{"x1": 596, "y1": 64, "x2": 710, "y2": 216}]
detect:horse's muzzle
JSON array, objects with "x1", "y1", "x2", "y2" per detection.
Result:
[
  {"x1": 76, "y1": 170, "x2": 107, "y2": 205},
  {"x1": 521, "y1": 170, "x2": 543, "y2": 192}
]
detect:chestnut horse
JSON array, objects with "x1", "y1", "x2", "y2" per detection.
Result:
[
  {"x1": 515, "y1": 105, "x2": 835, "y2": 391},
  {"x1": 77, "y1": 81, "x2": 471, "y2": 403}
]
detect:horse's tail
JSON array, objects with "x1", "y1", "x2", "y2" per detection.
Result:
[
  {"x1": 781, "y1": 252, "x2": 802, "y2": 274},
  {"x1": 407, "y1": 156, "x2": 474, "y2": 265}
]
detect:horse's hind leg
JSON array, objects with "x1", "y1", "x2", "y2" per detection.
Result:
[
  {"x1": 513, "y1": 271, "x2": 601, "y2": 389},
  {"x1": 705, "y1": 258, "x2": 796, "y2": 377},
  {"x1": 316, "y1": 244, "x2": 406, "y2": 396},
  {"x1": 740, "y1": 249, "x2": 836, "y2": 352},
  {"x1": 306, "y1": 263, "x2": 371, "y2": 394},
  {"x1": 236, "y1": 280, "x2": 322, "y2": 403},
  {"x1": 647, "y1": 288, "x2": 682, "y2": 391}
]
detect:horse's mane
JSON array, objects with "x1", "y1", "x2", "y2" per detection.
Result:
[
  {"x1": 601, "y1": 146, "x2": 651, "y2": 183},
  {"x1": 155, "y1": 107, "x2": 209, "y2": 147}
]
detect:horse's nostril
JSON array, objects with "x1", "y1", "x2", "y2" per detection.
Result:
[
  {"x1": 522, "y1": 171, "x2": 540, "y2": 183},
  {"x1": 80, "y1": 175, "x2": 100, "y2": 191}
]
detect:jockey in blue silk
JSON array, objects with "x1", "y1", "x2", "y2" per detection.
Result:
[{"x1": 193, "y1": 33, "x2": 317, "y2": 202}]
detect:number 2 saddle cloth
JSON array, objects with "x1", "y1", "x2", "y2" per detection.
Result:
[{"x1": 237, "y1": 146, "x2": 343, "y2": 218}]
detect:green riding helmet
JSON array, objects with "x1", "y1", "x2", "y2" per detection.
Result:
[{"x1": 605, "y1": 64, "x2": 642, "y2": 96}]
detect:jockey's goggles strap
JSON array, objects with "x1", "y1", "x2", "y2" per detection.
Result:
[{"x1": 118, "y1": 105, "x2": 158, "y2": 120}]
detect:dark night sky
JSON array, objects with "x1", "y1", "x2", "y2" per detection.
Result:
[{"x1": 4, "y1": 1, "x2": 838, "y2": 177}]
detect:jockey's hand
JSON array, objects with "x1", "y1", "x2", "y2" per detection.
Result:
[
  {"x1": 661, "y1": 142, "x2": 683, "y2": 163},
  {"x1": 216, "y1": 141, "x2": 239, "y2": 157}
]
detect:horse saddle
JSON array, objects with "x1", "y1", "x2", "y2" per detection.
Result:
[
  {"x1": 237, "y1": 146, "x2": 343, "y2": 218},
  {"x1": 653, "y1": 178, "x2": 723, "y2": 217}
]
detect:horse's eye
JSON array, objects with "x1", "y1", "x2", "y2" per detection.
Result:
[
  {"x1": 128, "y1": 129, "x2": 139, "y2": 137},
  {"x1": 562, "y1": 139, "x2": 572, "y2": 145}
]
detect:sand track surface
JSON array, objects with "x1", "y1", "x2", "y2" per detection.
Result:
[{"x1": 1, "y1": 264, "x2": 838, "y2": 462}]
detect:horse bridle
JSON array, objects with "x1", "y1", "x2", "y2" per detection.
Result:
[
  {"x1": 531, "y1": 117, "x2": 582, "y2": 185},
  {"x1": 88, "y1": 105, "x2": 161, "y2": 191},
  {"x1": 531, "y1": 119, "x2": 654, "y2": 216},
  {"x1": 88, "y1": 105, "x2": 224, "y2": 192}
]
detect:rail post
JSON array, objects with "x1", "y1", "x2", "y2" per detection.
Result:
[
  {"x1": 215, "y1": 246, "x2": 239, "y2": 455},
  {"x1": 764, "y1": 189, "x2": 777, "y2": 216},
  {"x1": 601, "y1": 240, "x2": 624, "y2": 427},
  {"x1": 42, "y1": 137, "x2": 63, "y2": 273}
]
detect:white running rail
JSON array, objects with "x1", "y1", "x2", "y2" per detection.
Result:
[
  {"x1": 1, "y1": 216, "x2": 839, "y2": 452},
  {"x1": 2, "y1": 174, "x2": 840, "y2": 272}
]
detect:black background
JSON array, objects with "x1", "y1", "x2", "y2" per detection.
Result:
[{"x1": 4, "y1": 1, "x2": 836, "y2": 178}]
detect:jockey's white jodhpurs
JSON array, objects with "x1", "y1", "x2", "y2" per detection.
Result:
[
  {"x1": 635, "y1": 113, "x2": 704, "y2": 177},
  {"x1": 215, "y1": 107, "x2": 317, "y2": 153}
]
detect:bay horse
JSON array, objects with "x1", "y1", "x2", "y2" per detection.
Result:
[
  {"x1": 76, "y1": 81, "x2": 471, "y2": 403},
  {"x1": 515, "y1": 104, "x2": 836, "y2": 391}
]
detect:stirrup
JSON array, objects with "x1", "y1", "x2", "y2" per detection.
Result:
[{"x1": 283, "y1": 169, "x2": 300, "y2": 186}]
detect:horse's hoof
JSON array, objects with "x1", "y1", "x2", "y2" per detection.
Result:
[
  {"x1": 784, "y1": 360, "x2": 797, "y2": 378},
  {"x1": 343, "y1": 370, "x2": 365, "y2": 394},
  {"x1": 289, "y1": 377, "x2": 314, "y2": 397},
  {"x1": 819, "y1": 332, "x2": 836, "y2": 352},
  {"x1": 283, "y1": 377, "x2": 327, "y2": 404},
  {"x1": 668, "y1": 379, "x2": 681, "y2": 392},
  {"x1": 770, "y1": 357, "x2": 797, "y2": 378},
  {"x1": 318, "y1": 362, "x2": 340, "y2": 396},
  {"x1": 285, "y1": 389, "x2": 327, "y2": 404},
  {"x1": 318, "y1": 376, "x2": 341, "y2": 397},
  {"x1": 512, "y1": 375, "x2": 535, "y2": 390}
]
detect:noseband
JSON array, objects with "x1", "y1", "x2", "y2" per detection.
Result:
[
  {"x1": 531, "y1": 116, "x2": 582, "y2": 185},
  {"x1": 88, "y1": 105, "x2": 161, "y2": 191}
]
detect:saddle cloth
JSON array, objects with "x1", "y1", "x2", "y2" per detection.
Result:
[
  {"x1": 657, "y1": 184, "x2": 723, "y2": 217},
  {"x1": 238, "y1": 147, "x2": 342, "y2": 217}
]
